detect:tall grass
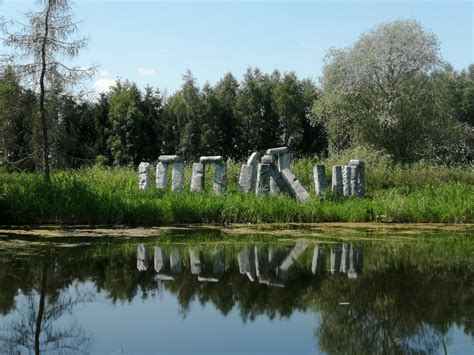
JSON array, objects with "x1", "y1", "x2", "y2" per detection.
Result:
[{"x1": 0, "y1": 158, "x2": 472, "y2": 225}]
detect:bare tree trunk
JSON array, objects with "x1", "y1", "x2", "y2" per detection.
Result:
[
  {"x1": 34, "y1": 267, "x2": 48, "y2": 355},
  {"x1": 39, "y1": 0, "x2": 52, "y2": 183}
]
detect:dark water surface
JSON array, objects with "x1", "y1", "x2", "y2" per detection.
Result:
[{"x1": 0, "y1": 226, "x2": 472, "y2": 354}]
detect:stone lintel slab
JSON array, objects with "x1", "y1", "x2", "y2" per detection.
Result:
[
  {"x1": 348, "y1": 159, "x2": 365, "y2": 167},
  {"x1": 266, "y1": 147, "x2": 289, "y2": 155},
  {"x1": 200, "y1": 156, "x2": 223, "y2": 164},
  {"x1": 158, "y1": 155, "x2": 183, "y2": 163}
]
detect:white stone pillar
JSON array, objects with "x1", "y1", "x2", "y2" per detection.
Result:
[
  {"x1": 171, "y1": 162, "x2": 184, "y2": 192},
  {"x1": 213, "y1": 162, "x2": 227, "y2": 194},
  {"x1": 190, "y1": 162, "x2": 204, "y2": 192},
  {"x1": 332, "y1": 165, "x2": 343, "y2": 195},
  {"x1": 138, "y1": 162, "x2": 151, "y2": 190},
  {"x1": 156, "y1": 162, "x2": 168, "y2": 190},
  {"x1": 313, "y1": 165, "x2": 328, "y2": 197}
]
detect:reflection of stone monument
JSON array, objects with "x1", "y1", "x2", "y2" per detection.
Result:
[
  {"x1": 238, "y1": 247, "x2": 256, "y2": 281},
  {"x1": 137, "y1": 244, "x2": 148, "y2": 271},
  {"x1": 189, "y1": 249, "x2": 202, "y2": 275},
  {"x1": 340, "y1": 244, "x2": 349, "y2": 273},
  {"x1": 154, "y1": 247, "x2": 165, "y2": 272},
  {"x1": 348, "y1": 245, "x2": 363, "y2": 279},
  {"x1": 311, "y1": 245, "x2": 324, "y2": 274},
  {"x1": 330, "y1": 247, "x2": 342, "y2": 274},
  {"x1": 170, "y1": 249, "x2": 182, "y2": 273},
  {"x1": 278, "y1": 240, "x2": 308, "y2": 280}
]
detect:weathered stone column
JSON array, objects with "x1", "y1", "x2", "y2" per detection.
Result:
[
  {"x1": 270, "y1": 166, "x2": 287, "y2": 195},
  {"x1": 256, "y1": 163, "x2": 271, "y2": 196},
  {"x1": 213, "y1": 162, "x2": 227, "y2": 194},
  {"x1": 190, "y1": 162, "x2": 204, "y2": 192},
  {"x1": 349, "y1": 159, "x2": 365, "y2": 197},
  {"x1": 171, "y1": 162, "x2": 184, "y2": 192},
  {"x1": 138, "y1": 162, "x2": 151, "y2": 190},
  {"x1": 239, "y1": 152, "x2": 258, "y2": 192},
  {"x1": 332, "y1": 165, "x2": 343, "y2": 195},
  {"x1": 342, "y1": 165, "x2": 352, "y2": 196},
  {"x1": 313, "y1": 165, "x2": 328, "y2": 197},
  {"x1": 281, "y1": 169, "x2": 310, "y2": 202},
  {"x1": 156, "y1": 162, "x2": 168, "y2": 190}
]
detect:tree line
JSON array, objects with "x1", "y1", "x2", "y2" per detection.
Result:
[{"x1": 0, "y1": 67, "x2": 324, "y2": 169}]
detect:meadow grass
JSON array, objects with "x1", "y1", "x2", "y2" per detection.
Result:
[{"x1": 0, "y1": 157, "x2": 472, "y2": 226}]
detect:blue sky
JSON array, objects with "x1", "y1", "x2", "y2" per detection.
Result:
[{"x1": 2, "y1": 1, "x2": 473, "y2": 95}]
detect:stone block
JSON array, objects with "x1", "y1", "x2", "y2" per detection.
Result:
[
  {"x1": 261, "y1": 154, "x2": 274, "y2": 164},
  {"x1": 313, "y1": 165, "x2": 328, "y2": 197},
  {"x1": 158, "y1": 155, "x2": 183, "y2": 163},
  {"x1": 213, "y1": 162, "x2": 227, "y2": 194},
  {"x1": 332, "y1": 165, "x2": 343, "y2": 195},
  {"x1": 266, "y1": 146, "x2": 289, "y2": 155},
  {"x1": 349, "y1": 166, "x2": 358, "y2": 196},
  {"x1": 200, "y1": 156, "x2": 223, "y2": 164},
  {"x1": 156, "y1": 162, "x2": 168, "y2": 190},
  {"x1": 280, "y1": 169, "x2": 310, "y2": 202},
  {"x1": 171, "y1": 162, "x2": 184, "y2": 192},
  {"x1": 138, "y1": 162, "x2": 151, "y2": 190},
  {"x1": 342, "y1": 165, "x2": 352, "y2": 196},
  {"x1": 190, "y1": 163, "x2": 204, "y2": 192},
  {"x1": 239, "y1": 164, "x2": 255, "y2": 193},
  {"x1": 277, "y1": 153, "x2": 291, "y2": 171},
  {"x1": 256, "y1": 163, "x2": 271, "y2": 196}
]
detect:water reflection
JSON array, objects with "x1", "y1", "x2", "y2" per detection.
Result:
[
  {"x1": 136, "y1": 242, "x2": 365, "y2": 288},
  {"x1": 0, "y1": 236, "x2": 471, "y2": 354}
]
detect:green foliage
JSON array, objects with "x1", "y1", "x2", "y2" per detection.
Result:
[{"x1": 0, "y1": 67, "x2": 36, "y2": 170}]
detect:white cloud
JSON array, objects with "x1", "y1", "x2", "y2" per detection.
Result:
[
  {"x1": 136, "y1": 67, "x2": 156, "y2": 76},
  {"x1": 99, "y1": 69, "x2": 110, "y2": 77},
  {"x1": 93, "y1": 79, "x2": 116, "y2": 94}
]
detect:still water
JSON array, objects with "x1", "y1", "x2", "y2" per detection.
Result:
[{"x1": 0, "y1": 226, "x2": 472, "y2": 354}]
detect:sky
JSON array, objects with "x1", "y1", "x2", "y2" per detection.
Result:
[{"x1": 1, "y1": 0, "x2": 473, "y2": 95}]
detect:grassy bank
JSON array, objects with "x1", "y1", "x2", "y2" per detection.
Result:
[{"x1": 1, "y1": 157, "x2": 473, "y2": 225}]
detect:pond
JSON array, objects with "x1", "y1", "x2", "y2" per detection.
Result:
[{"x1": 0, "y1": 225, "x2": 472, "y2": 354}]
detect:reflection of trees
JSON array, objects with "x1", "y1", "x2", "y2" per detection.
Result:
[
  {"x1": 313, "y1": 262, "x2": 472, "y2": 354},
  {"x1": 0, "y1": 239, "x2": 472, "y2": 354},
  {"x1": 0, "y1": 264, "x2": 93, "y2": 354}
]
